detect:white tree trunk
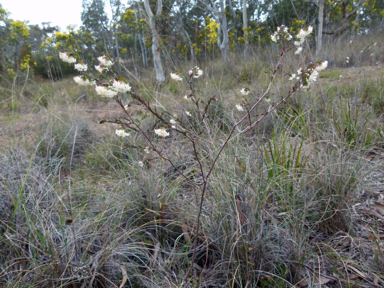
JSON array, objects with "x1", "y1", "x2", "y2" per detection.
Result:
[
  {"x1": 219, "y1": 0, "x2": 229, "y2": 62},
  {"x1": 144, "y1": 0, "x2": 165, "y2": 83},
  {"x1": 242, "y1": 0, "x2": 248, "y2": 59},
  {"x1": 316, "y1": 0, "x2": 324, "y2": 55}
]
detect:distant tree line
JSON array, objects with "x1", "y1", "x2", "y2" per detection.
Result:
[{"x1": 0, "y1": 0, "x2": 383, "y2": 81}]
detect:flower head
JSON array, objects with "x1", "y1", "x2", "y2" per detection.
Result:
[
  {"x1": 189, "y1": 66, "x2": 203, "y2": 78},
  {"x1": 115, "y1": 129, "x2": 130, "y2": 137},
  {"x1": 59, "y1": 52, "x2": 76, "y2": 64},
  {"x1": 315, "y1": 61, "x2": 328, "y2": 72},
  {"x1": 95, "y1": 86, "x2": 118, "y2": 98},
  {"x1": 95, "y1": 64, "x2": 108, "y2": 73},
  {"x1": 154, "y1": 127, "x2": 169, "y2": 137},
  {"x1": 186, "y1": 111, "x2": 191, "y2": 116},
  {"x1": 170, "y1": 119, "x2": 176, "y2": 124},
  {"x1": 271, "y1": 32, "x2": 279, "y2": 42},
  {"x1": 240, "y1": 88, "x2": 250, "y2": 95},
  {"x1": 288, "y1": 74, "x2": 296, "y2": 81},
  {"x1": 111, "y1": 80, "x2": 131, "y2": 92},
  {"x1": 295, "y1": 47, "x2": 303, "y2": 54},
  {"x1": 74, "y1": 75, "x2": 95, "y2": 86},
  {"x1": 144, "y1": 147, "x2": 150, "y2": 154},
  {"x1": 170, "y1": 72, "x2": 183, "y2": 81},
  {"x1": 138, "y1": 161, "x2": 144, "y2": 167},
  {"x1": 97, "y1": 55, "x2": 113, "y2": 67},
  {"x1": 236, "y1": 104, "x2": 244, "y2": 111},
  {"x1": 74, "y1": 63, "x2": 87, "y2": 72}
]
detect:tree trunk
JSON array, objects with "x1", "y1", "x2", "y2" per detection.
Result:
[
  {"x1": 144, "y1": 0, "x2": 165, "y2": 83},
  {"x1": 219, "y1": 0, "x2": 229, "y2": 62},
  {"x1": 242, "y1": 0, "x2": 248, "y2": 59},
  {"x1": 316, "y1": 0, "x2": 324, "y2": 55}
]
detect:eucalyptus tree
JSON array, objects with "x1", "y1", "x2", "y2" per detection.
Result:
[
  {"x1": 81, "y1": 0, "x2": 109, "y2": 58},
  {"x1": 144, "y1": 0, "x2": 166, "y2": 82}
]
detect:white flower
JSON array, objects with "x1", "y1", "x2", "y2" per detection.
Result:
[
  {"x1": 95, "y1": 86, "x2": 118, "y2": 98},
  {"x1": 297, "y1": 69, "x2": 302, "y2": 75},
  {"x1": 59, "y1": 52, "x2": 76, "y2": 64},
  {"x1": 186, "y1": 111, "x2": 191, "y2": 116},
  {"x1": 374, "y1": 42, "x2": 377, "y2": 46},
  {"x1": 138, "y1": 161, "x2": 144, "y2": 167},
  {"x1": 283, "y1": 26, "x2": 289, "y2": 33},
  {"x1": 111, "y1": 80, "x2": 131, "y2": 92},
  {"x1": 97, "y1": 55, "x2": 113, "y2": 67},
  {"x1": 124, "y1": 104, "x2": 129, "y2": 110},
  {"x1": 271, "y1": 33, "x2": 278, "y2": 42},
  {"x1": 240, "y1": 88, "x2": 250, "y2": 95},
  {"x1": 295, "y1": 47, "x2": 303, "y2": 54},
  {"x1": 184, "y1": 95, "x2": 190, "y2": 100},
  {"x1": 171, "y1": 125, "x2": 176, "y2": 129},
  {"x1": 294, "y1": 40, "x2": 303, "y2": 47},
  {"x1": 350, "y1": 40, "x2": 353, "y2": 44},
  {"x1": 308, "y1": 70, "x2": 319, "y2": 83},
  {"x1": 286, "y1": 34, "x2": 293, "y2": 41},
  {"x1": 154, "y1": 128, "x2": 169, "y2": 137},
  {"x1": 288, "y1": 74, "x2": 296, "y2": 81},
  {"x1": 115, "y1": 129, "x2": 130, "y2": 137},
  {"x1": 315, "y1": 61, "x2": 328, "y2": 72},
  {"x1": 95, "y1": 64, "x2": 108, "y2": 73},
  {"x1": 339, "y1": 75, "x2": 343, "y2": 78},
  {"x1": 189, "y1": 66, "x2": 203, "y2": 78},
  {"x1": 170, "y1": 72, "x2": 183, "y2": 81},
  {"x1": 144, "y1": 147, "x2": 150, "y2": 154},
  {"x1": 170, "y1": 119, "x2": 176, "y2": 124},
  {"x1": 296, "y1": 26, "x2": 312, "y2": 43},
  {"x1": 73, "y1": 76, "x2": 95, "y2": 86},
  {"x1": 236, "y1": 104, "x2": 244, "y2": 111},
  {"x1": 265, "y1": 97, "x2": 271, "y2": 102},
  {"x1": 74, "y1": 63, "x2": 88, "y2": 71}
]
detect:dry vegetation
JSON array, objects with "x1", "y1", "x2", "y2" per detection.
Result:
[{"x1": 1, "y1": 34, "x2": 384, "y2": 287}]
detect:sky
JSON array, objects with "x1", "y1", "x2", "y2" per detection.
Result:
[{"x1": 1, "y1": 0, "x2": 91, "y2": 30}]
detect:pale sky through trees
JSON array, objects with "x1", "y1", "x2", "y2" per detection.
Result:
[{"x1": 1, "y1": 0, "x2": 85, "y2": 30}]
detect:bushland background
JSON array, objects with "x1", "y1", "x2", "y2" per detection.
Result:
[{"x1": 0, "y1": 0, "x2": 384, "y2": 287}]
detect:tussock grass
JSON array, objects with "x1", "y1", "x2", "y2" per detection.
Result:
[{"x1": 1, "y1": 34, "x2": 384, "y2": 287}]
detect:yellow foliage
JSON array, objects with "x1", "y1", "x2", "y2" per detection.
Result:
[
  {"x1": 206, "y1": 18, "x2": 219, "y2": 45},
  {"x1": 20, "y1": 54, "x2": 32, "y2": 71},
  {"x1": 7, "y1": 68, "x2": 15, "y2": 77},
  {"x1": 10, "y1": 20, "x2": 29, "y2": 41}
]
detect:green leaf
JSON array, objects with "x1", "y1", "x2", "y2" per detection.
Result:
[{"x1": 133, "y1": 119, "x2": 140, "y2": 124}]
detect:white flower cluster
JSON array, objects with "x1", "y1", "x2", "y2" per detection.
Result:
[
  {"x1": 236, "y1": 104, "x2": 244, "y2": 111},
  {"x1": 74, "y1": 63, "x2": 88, "y2": 71},
  {"x1": 346, "y1": 56, "x2": 349, "y2": 64},
  {"x1": 271, "y1": 25, "x2": 293, "y2": 43},
  {"x1": 154, "y1": 127, "x2": 169, "y2": 137},
  {"x1": 59, "y1": 52, "x2": 76, "y2": 64},
  {"x1": 300, "y1": 61, "x2": 328, "y2": 89},
  {"x1": 289, "y1": 61, "x2": 327, "y2": 87},
  {"x1": 95, "y1": 64, "x2": 109, "y2": 73},
  {"x1": 97, "y1": 55, "x2": 113, "y2": 67},
  {"x1": 111, "y1": 80, "x2": 131, "y2": 92},
  {"x1": 74, "y1": 75, "x2": 95, "y2": 86},
  {"x1": 294, "y1": 26, "x2": 313, "y2": 55},
  {"x1": 115, "y1": 129, "x2": 130, "y2": 137},
  {"x1": 170, "y1": 72, "x2": 183, "y2": 81},
  {"x1": 240, "y1": 88, "x2": 250, "y2": 95},
  {"x1": 189, "y1": 66, "x2": 203, "y2": 78},
  {"x1": 95, "y1": 86, "x2": 118, "y2": 98}
]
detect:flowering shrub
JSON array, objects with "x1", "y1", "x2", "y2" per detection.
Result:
[{"x1": 60, "y1": 24, "x2": 327, "y2": 281}]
